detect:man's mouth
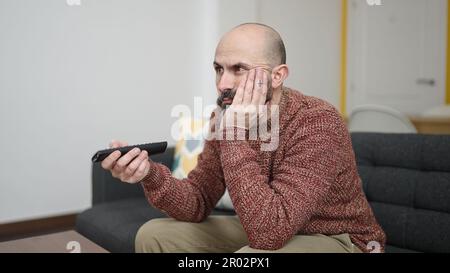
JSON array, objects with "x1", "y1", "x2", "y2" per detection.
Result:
[
  {"x1": 217, "y1": 89, "x2": 236, "y2": 109},
  {"x1": 222, "y1": 98, "x2": 233, "y2": 105}
]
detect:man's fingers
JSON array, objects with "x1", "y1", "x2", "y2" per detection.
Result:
[
  {"x1": 242, "y1": 69, "x2": 256, "y2": 105},
  {"x1": 101, "y1": 150, "x2": 121, "y2": 170},
  {"x1": 109, "y1": 140, "x2": 120, "y2": 148},
  {"x1": 114, "y1": 148, "x2": 141, "y2": 172},
  {"x1": 232, "y1": 73, "x2": 247, "y2": 106},
  {"x1": 258, "y1": 70, "x2": 269, "y2": 105},
  {"x1": 129, "y1": 159, "x2": 150, "y2": 182},
  {"x1": 124, "y1": 150, "x2": 148, "y2": 177},
  {"x1": 109, "y1": 140, "x2": 128, "y2": 148},
  {"x1": 119, "y1": 141, "x2": 128, "y2": 147},
  {"x1": 251, "y1": 68, "x2": 264, "y2": 105}
]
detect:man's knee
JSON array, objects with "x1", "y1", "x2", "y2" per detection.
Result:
[
  {"x1": 135, "y1": 216, "x2": 248, "y2": 253},
  {"x1": 135, "y1": 218, "x2": 175, "y2": 253},
  {"x1": 235, "y1": 234, "x2": 360, "y2": 253}
]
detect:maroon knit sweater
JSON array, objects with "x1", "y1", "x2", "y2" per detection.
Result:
[{"x1": 140, "y1": 88, "x2": 386, "y2": 252}]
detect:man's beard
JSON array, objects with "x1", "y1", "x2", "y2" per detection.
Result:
[{"x1": 216, "y1": 82, "x2": 273, "y2": 109}]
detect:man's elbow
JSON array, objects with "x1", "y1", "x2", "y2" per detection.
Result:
[
  {"x1": 171, "y1": 206, "x2": 211, "y2": 223},
  {"x1": 247, "y1": 231, "x2": 293, "y2": 251},
  {"x1": 242, "y1": 214, "x2": 302, "y2": 251}
]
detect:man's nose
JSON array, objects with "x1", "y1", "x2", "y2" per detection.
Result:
[{"x1": 217, "y1": 72, "x2": 235, "y2": 92}]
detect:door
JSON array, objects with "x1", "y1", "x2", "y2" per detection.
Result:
[{"x1": 347, "y1": 0, "x2": 447, "y2": 115}]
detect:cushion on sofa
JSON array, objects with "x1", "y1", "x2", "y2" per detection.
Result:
[
  {"x1": 171, "y1": 117, "x2": 235, "y2": 211},
  {"x1": 76, "y1": 198, "x2": 236, "y2": 253},
  {"x1": 351, "y1": 133, "x2": 450, "y2": 253},
  {"x1": 76, "y1": 198, "x2": 165, "y2": 253}
]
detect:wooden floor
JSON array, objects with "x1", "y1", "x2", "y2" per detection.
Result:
[
  {"x1": 0, "y1": 230, "x2": 108, "y2": 253},
  {"x1": 0, "y1": 213, "x2": 78, "y2": 242}
]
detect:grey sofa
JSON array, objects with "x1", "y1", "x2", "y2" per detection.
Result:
[{"x1": 76, "y1": 133, "x2": 450, "y2": 253}]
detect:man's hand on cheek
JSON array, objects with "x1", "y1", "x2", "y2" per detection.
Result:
[{"x1": 220, "y1": 68, "x2": 269, "y2": 131}]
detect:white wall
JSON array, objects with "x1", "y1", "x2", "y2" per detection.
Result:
[
  {"x1": 258, "y1": 0, "x2": 342, "y2": 108},
  {"x1": 0, "y1": 0, "x2": 213, "y2": 223},
  {"x1": 0, "y1": 0, "x2": 344, "y2": 223}
]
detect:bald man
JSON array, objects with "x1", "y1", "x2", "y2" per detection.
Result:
[{"x1": 101, "y1": 23, "x2": 386, "y2": 253}]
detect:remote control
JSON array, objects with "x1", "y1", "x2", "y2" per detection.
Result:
[{"x1": 91, "y1": 141, "x2": 167, "y2": 163}]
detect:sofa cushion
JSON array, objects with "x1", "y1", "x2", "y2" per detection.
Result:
[
  {"x1": 351, "y1": 133, "x2": 450, "y2": 253},
  {"x1": 171, "y1": 117, "x2": 206, "y2": 179},
  {"x1": 385, "y1": 245, "x2": 418, "y2": 253},
  {"x1": 76, "y1": 198, "x2": 163, "y2": 253},
  {"x1": 76, "y1": 198, "x2": 236, "y2": 253},
  {"x1": 171, "y1": 117, "x2": 235, "y2": 211}
]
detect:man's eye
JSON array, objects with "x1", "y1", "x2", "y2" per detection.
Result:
[
  {"x1": 215, "y1": 67, "x2": 223, "y2": 74},
  {"x1": 236, "y1": 67, "x2": 247, "y2": 73}
]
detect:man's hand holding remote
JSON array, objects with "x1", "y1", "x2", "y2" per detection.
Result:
[{"x1": 101, "y1": 140, "x2": 151, "y2": 183}]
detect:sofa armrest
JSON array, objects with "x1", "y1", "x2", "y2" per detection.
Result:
[{"x1": 92, "y1": 147, "x2": 175, "y2": 205}]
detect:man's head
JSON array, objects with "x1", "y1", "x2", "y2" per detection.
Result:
[{"x1": 214, "y1": 23, "x2": 289, "y2": 109}]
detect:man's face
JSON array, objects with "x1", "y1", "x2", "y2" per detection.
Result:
[{"x1": 214, "y1": 31, "x2": 273, "y2": 109}]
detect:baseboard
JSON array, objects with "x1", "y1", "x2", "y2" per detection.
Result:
[{"x1": 0, "y1": 213, "x2": 78, "y2": 242}]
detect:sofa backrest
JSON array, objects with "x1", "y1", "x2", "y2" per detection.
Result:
[{"x1": 351, "y1": 133, "x2": 450, "y2": 253}]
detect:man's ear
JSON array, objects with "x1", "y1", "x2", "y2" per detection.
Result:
[{"x1": 271, "y1": 64, "x2": 289, "y2": 89}]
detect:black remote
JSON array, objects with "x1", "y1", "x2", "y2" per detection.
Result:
[{"x1": 91, "y1": 141, "x2": 167, "y2": 163}]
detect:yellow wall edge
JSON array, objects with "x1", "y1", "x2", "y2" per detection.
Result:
[{"x1": 446, "y1": 0, "x2": 450, "y2": 104}]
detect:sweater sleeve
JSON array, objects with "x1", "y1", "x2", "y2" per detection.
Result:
[
  {"x1": 140, "y1": 139, "x2": 225, "y2": 222},
  {"x1": 219, "y1": 108, "x2": 348, "y2": 250}
]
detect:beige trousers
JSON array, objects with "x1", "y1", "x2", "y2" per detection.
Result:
[{"x1": 135, "y1": 216, "x2": 362, "y2": 253}]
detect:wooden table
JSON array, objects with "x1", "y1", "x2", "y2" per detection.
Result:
[
  {"x1": 409, "y1": 117, "x2": 450, "y2": 135},
  {"x1": 0, "y1": 230, "x2": 108, "y2": 253},
  {"x1": 343, "y1": 115, "x2": 450, "y2": 135}
]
